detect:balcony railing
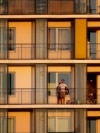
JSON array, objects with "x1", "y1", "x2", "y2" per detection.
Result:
[
  {"x1": 0, "y1": 43, "x2": 73, "y2": 60},
  {"x1": 0, "y1": 88, "x2": 98, "y2": 105},
  {"x1": 0, "y1": 43, "x2": 100, "y2": 60},
  {"x1": 0, "y1": 0, "x2": 99, "y2": 15}
]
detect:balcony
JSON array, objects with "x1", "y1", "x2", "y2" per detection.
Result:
[
  {"x1": 0, "y1": 88, "x2": 98, "y2": 105},
  {"x1": 0, "y1": 0, "x2": 99, "y2": 15},
  {"x1": 0, "y1": 43, "x2": 73, "y2": 60}
]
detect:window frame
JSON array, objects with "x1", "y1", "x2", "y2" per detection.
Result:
[
  {"x1": 8, "y1": 72, "x2": 15, "y2": 95},
  {"x1": 48, "y1": 27, "x2": 71, "y2": 51},
  {"x1": 8, "y1": 28, "x2": 16, "y2": 51},
  {"x1": 8, "y1": 117, "x2": 15, "y2": 133}
]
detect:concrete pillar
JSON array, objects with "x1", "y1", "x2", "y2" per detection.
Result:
[
  {"x1": 35, "y1": 109, "x2": 47, "y2": 133},
  {"x1": 75, "y1": 64, "x2": 86, "y2": 104},
  {"x1": 0, "y1": 65, "x2": 7, "y2": 104},
  {"x1": 36, "y1": 64, "x2": 47, "y2": 104},
  {"x1": 75, "y1": 109, "x2": 86, "y2": 133},
  {"x1": 0, "y1": 110, "x2": 7, "y2": 133},
  {"x1": 75, "y1": 64, "x2": 87, "y2": 133},
  {"x1": 36, "y1": 19, "x2": 47, "y2": 59},
  {"x1": 0, "y1": 20, "x2": 7, "y2": 59}
]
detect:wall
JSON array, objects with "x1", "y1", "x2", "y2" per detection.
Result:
[
  {"x1": 8, "y1": 22, "x2": 35, "y2": 59},
  {"x1": 8, "y1": 112, "x2": 30, "y2": 132},
  {"x1": 8, "y1": 66, "x2": 35, "y2": 104}
]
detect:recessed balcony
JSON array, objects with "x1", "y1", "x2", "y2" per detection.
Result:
[
  {"x1": 0, "y1": 43, "x2": 73, "y2": 60},
  {"x1": 0, "y1": 88, "x2": 98, "y2": 105}
]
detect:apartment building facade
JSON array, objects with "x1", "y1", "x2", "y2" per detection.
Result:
[{"x1": 0, "y1": 0, "x2": 100, "y2": 133}]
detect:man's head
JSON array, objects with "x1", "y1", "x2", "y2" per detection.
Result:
[{"x1": 61, "y1": 79, "x2": 65, "y2": 83}]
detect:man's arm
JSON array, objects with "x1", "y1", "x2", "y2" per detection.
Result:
[{"x1": 65, "y1": 85, "x2": 69, "y2": 95}]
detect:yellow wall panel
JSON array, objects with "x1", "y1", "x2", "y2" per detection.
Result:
[
  {"x1": 8, "y1": 66, "x2": 32, "y2": 88},
  {"x1": 87, "y1": 67, "x2": 100, "y2": 72},
  {"x1": 48, "y1": 22, "x2": 71, "y2": 27},
  {"x1": 87, "y1": 111, "x2": 100, "y2": 117},
  {"x1": 75, "y1": 19, "x2": 87, "y2": 59},
  {"x1": 48, "y1": 66, "x2": 71, "y2": 72},
  {"x1": 9, "y1": 22, "x2": 32, "y2": 43},
  {"x1": 88, "y1": 22, "x2": 100, "y2": 27},
  {"x1": 8, "y1": 112, "x2": 30, "y2": 133}
]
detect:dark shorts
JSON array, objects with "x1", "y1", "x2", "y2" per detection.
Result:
[{"x1": 60, "y1": 92, "x2": 65, "y2": 98}]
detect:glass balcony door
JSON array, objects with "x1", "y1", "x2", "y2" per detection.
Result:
[
  {"x1": 48, "y1": 110, "x2": 74, "y2": 132},
  {"x1": 48, "y1": 72, "x2": 71, "y2": 104},
  {"x1": 48, "y1": 117, "x2": 71, "y2": 132},
  {"x1": 87, "y1": 119, "x2": 96, "y2": 133},
  {"x1": 48, "y1": 28, "x2": 71, "y2": 50},
  {"x1": 89, "y1": 0, "x2": 97, "y2": 14},
  {"x1": 88, "y1": 31, "x2": 96, "y2": 59},
  {"x1": 48, "y1": 28, "x2": 71, "y2": 59}
]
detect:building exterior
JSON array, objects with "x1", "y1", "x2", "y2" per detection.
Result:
[{"x1": 0, "y1": 0, "x2": 100, "y2": 133}]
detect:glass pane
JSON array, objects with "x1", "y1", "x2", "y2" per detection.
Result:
[
  {"x1": 8, "y1": 118, "x2": 15, "y2": 133},
  {"x1": 48, "y1": 72, "x2": 56, "y2": 96},
  {"x1": 48, "y1": 72, "x2": 56, "y2": 83},
  {"x1": 58, "y1": 117, "x2": 70, "y2": 132},
  {"x1": 48, "y1": 28, "x2": 56, "y2": 50},
  {"x1": 58, "y1": 73, "x2": 71, "y2": 87},
  {"x1": 87, "y1": 119, "x2": 96, "y2": 133},
  {"x1": 8, "y1": 73, "x2": 15, "y2": 95},
  {"x1": 8, "y1": 28, "x2": 15, "y2": 51},
  {"x1": 48, "y1": 109, "x2": 74, "y2": 132},
  {"x1": 48, "y1": 117, "x2": 56, "y2": 132},
  {"x1": 90, "y1": 32, "x2": 96, "y2": 58},
  {"x1": 36, "y1": 0, "x2": 47, "y2": 13},
  {"x1": 58, "y1": 29, "x2": 71, "y2": 50},
  {"x1": 90, "y1": 0, "x2": 96, "y2": 14}
]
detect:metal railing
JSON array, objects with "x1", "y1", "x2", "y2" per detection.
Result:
[
  {"x1": 0, "y1": 88, "x2": 98, "y2": 105},
  {"x1": 0, "y1": 43, "x2": 73, "y2": 60},
  {"x1": 0, "y1": 0, "x2": 99, "y2": 15},
  {"x1": 0, "y1": 43, "x2": 100, "y2": 60}
]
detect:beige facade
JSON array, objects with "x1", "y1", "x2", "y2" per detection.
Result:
[{"x1": 0, "y1": 0, "x2": 100, "y2": 133}]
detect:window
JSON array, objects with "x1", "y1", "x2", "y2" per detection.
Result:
[
  {"x1": 48, "y1": 72, "x2": 56, "y2": 83},
  {"x1": 8, "y1": 28, "x2": 16, "y2": 50},
  {"x1": 48, "y1": 72, "x2": 71, "y2": 96},
  {"x1": 36, "y1": 0, "x2": 47, "y2": 13},
  {"x1": 0, "y1": 116, "x2": 7, "y2": 132},
  {"x1": 88, "y1": 31, "x2": 96, "y2": 59},
  {"x1": 87, "y1": 119, "x2": 96, "y2": 133},
  {"x1": 8, "y1": 117, "x2": 15, "y2": 133},
  {"x1": 89, "y1": 0, "x2": 96, "y2": 14},
  {"x1": 48, "y1": 110, "x2": 74, "y2": 132},
  {"x1": 48, "y1": 28, "x2": 71, "y2": 50},
  {"x1": 8, "y1": 73, "x2": 15, "y2": 95}
]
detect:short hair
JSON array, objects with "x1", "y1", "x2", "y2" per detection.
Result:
[{"x1": 61, "y1": 79, "x2": 65, "y2": 81}]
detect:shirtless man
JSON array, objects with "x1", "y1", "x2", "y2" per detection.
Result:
[{"x1": 59, "y1": 79, "x2": 69, "y2": 104}]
